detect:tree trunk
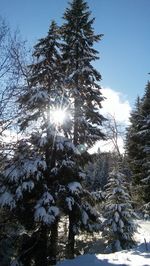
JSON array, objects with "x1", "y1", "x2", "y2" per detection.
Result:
[
  {"x1": 73, "y1": 41, "x2": 79, "y2": 146},
  {"x1": 74, "y1": 96, "x2": 79, "y2": 146},
  {"x1": 66, "y1": 213, "x2": 75, "y2": 259},
  {"x1": 34, "y1": 226, "x2": 48, "y2": 266},
  {"x1": 49, "y1": 219, "x2": 59, "y2": 265},
  {"x1": 19, "y1": 233, "x2": 34, "y2": 266}
]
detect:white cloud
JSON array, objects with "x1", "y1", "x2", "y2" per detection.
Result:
[
  {"x1": 89, "y1": 87, "x2": 131, "y2": 154},
  {"x1": 101, "y1": 87, "x2": 131, "y2": 125}
]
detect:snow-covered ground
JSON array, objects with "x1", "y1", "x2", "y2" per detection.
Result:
[{"x1": 57, "y1": 220, "x2": 150, "y2": 266}]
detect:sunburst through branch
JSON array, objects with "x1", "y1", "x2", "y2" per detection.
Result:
[{"x1": 50, "y1": 108, "x2": 66, "y2": 125}]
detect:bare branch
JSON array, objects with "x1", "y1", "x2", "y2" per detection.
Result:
[{"x1": 103, "y1": 113, "x2": 125, "y2": 158}]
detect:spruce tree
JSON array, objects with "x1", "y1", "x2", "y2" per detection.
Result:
[
  {"x1": 0, "y1": 17, "x2": 102, "y2": 264},
  {"x1": 103, "y1": 169, "x2": 136, "y2": 252},
  {"x1": 126, "y1": 82, "x2": 150, "y2": 212},
  {"x1": 61, "y1": 0, "x2": 105, "y2": 257},
  {"x1": 138, "y1": 82, "x2": 150, "y2": 207},
  {"x1": 0, "y1": 21, "x2": 63, "y2": 266},
  {"x1": 20, "y1": 20, "x2": 64, "y2": 265},
  {"x1": 126, "y1": 96, "x2": 143, "y2": 185},
  {"x1": 62, "y1": 0, "x2": 105, "y2": 147}
]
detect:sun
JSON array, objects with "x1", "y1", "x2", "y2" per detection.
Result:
[{"x1": 51, "y1": 108, "x2": 66, "y2": 125}]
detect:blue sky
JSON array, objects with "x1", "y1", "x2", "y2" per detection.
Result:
[{"x1": 1, "y1": 0, "x2": 150, "y2": 105}]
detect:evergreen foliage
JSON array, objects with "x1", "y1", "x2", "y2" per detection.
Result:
[
  {"x1": 61, "y1": 0, "x2": 105, "y2": 147},
  {"x1": 126, "y1": 96, "x2": 143, "y2": 185},
  {"x1": 85, "y1": 152, "x2": 109, "y2": 191},
  {"x1": 1, "y1": 0, "x2": 144, "y2": 260},
  {"x1": 0, "y1": 209, "x2": 22, "y2": 266},
  {"x1": 0, "y1": 21, "x2": 63, "y2": 265},
  {"x1": 103, "y1": 169, "x2": 137, "y2": 252},
  {"x1": 139, "y1": 82, "x2": 150, "y2": 205},
  {"x1": 0, "y1": 2, "x2": 105, "y2": 262},
  {"x1": 126, "y1": 82, "x2": 150, "y2": 210},
  {"x1": 60, "y1": 0, "x2": 105, "y2": 257}
]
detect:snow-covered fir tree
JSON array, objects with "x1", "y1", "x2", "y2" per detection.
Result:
[
  {"x1": 103, "y1": 169, "x2": 137, "y2": 252},
  {"x1": 0, "y1": 124, "x2": 17, "y2": 265},
  {"x1": 61, "y1": 0, "x2": 105, "y2": 147},
  {"x1": 126, "y1": 96, "x2": 143, "y2": 185},
  {"x1": 125, "y1": 97, "x2": 144, "y2": 208},
  {"x1": 138, "y1": 82, "x2": 150, "y2": 212},
  {"x1": 0, "y1": 21, "x2": 63, "y2": 266},
  {"x1": 126, "y1": 82, "x2": 150, "y2": 214},
  {"x1": 0, "y1": 16, "x2": 103, "y2": 264},
  {"x1": 61, "y1": 0, "x2": 105, "y2": 257}
]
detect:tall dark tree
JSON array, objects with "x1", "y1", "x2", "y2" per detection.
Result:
[
  {"x1": 19, "y1": 20, "x2": 65, "y2": 266},
  {"x1": 62, "y1": 0, "x2": 105, "y2": 147},
  {"x1": 61, "y1": 0, "x2": 105, "y2": 257},
  {"x1": 0, "y1": 17, "x2": 102, "y2": 265},
  {"x1": 138, "y1": 82, "x2": 150, "y2": 206},
  {"x1": 126, "y1": 96, "x2": 143, "y2": 185},
  {"x1": 0, "y1": 21, "x2": 63, "y2": 266},
  {"x1": 126, "y1": 82, "x2": 150, "y2": 213}
]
